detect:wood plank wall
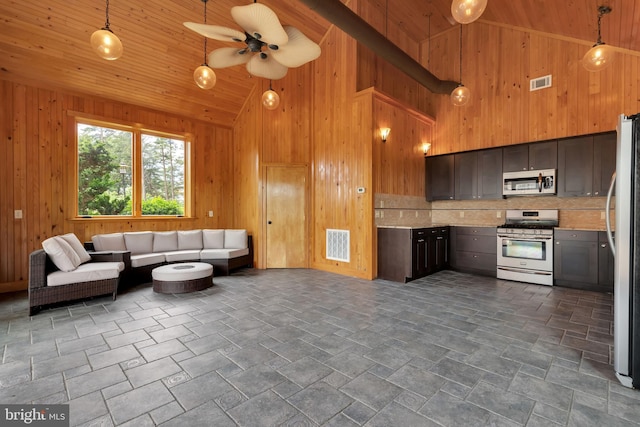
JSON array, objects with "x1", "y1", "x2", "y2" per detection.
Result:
[
  {"x1": 426, "y1": 22, "x2": 640, "y2": 154},
  {"x1": 0, "y1": 80, "x2": 234, "y2": 291}
]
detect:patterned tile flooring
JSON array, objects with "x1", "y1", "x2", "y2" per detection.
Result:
[{"x1": 1, "y1": 268, "x2": 640, "y2": 426}]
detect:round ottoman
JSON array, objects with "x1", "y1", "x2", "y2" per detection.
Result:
[{"x1": 152, "y1": 262, "x2": 213, "y2": 294}]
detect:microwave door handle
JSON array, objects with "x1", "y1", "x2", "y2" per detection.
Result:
[
  {"x1": 605, "y1": 171, "x2": 616, "y2": 256},
  {"x1": 538, "y1": 173, "x2": 543, "y2": 192}
]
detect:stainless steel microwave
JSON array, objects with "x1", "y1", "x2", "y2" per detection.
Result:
[{"x1": 502, "y1": 169, "x2": 556, "y2": 196}]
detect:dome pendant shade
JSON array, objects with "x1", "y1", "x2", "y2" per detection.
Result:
[
  {"x1": 451, "y1": 84, "x2": 471, "y2": 106},
  {"x1": 582, "y1": 43, "x2": 614, "y2": 71},
  {"x1": 91, "y1": 28, "x2": 123, "y2": 60},
  {"x1": 262, "y1": 89, "x2": 280, "y2": 110},
  {"x1": 451, "y1": 0, "x2": 488, "y2": 24},
  {"x1": 193, "y1": 65, "x2": 217, "y2": 89},
  {"x1": 582, "y1": 6, "x2": 614, "y2": 72}
]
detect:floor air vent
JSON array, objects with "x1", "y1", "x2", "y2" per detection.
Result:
[
  {"x1": 530, "y1": 75, "x2": 552, "y2": 91},
  {"x1": 326, "y1": 229, "x2": 350, "y2": 262}
]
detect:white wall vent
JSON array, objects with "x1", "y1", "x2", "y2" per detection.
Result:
[
  {"x1": 326, "y1": 229, "x2": 350, "y2": 262},
  {"x1": 530, "y1": 75, "x2": 552, "y2": 91}
]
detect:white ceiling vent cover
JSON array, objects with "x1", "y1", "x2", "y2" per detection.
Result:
[
  {"x1": 326, "y1": 229, "x2": 350, "y2": 262},
  {"x1": 530, "y1": 75, "x2": 552, "y2": 91}
]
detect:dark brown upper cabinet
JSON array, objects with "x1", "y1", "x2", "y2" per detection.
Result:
[{"x1": 503, "y1": 140, "x2": 557, "y2": 172}]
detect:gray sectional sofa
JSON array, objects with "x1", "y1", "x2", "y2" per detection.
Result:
[{"x1": 87, "y1": 229, "x2": 253, "y2": 281}]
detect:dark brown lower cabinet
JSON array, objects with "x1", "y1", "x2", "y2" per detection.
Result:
[
  {"x1": 449, "y1": 226, "x2": 497, "y2": 277},
  {"x1": 553, "y1": 229, "x2": 613, "y2": 292},
  {"x1": 377, "y1": 227, "x2": 449, "y2": 283}
]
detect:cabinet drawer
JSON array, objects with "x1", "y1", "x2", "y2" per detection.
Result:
[
  {"x1": 554, "y1": 230, "x2": 597, "y2": 242},
  {"x1": 455, "y1": 226, "x2": 496, "y2": 237},
  {"x1": 412, "y1": 228, "x2": 428, "y2": 239},
  {"x1": 457, "y1": 234, "x2": 496, "y2": 254},
  {"x1": 456, "y1": 251, "x2": 496, "y2": 272}
]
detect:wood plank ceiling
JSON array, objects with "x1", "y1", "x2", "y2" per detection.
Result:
[{"x1": 1, "y1": 0, "x2": 637, "y2": 126}]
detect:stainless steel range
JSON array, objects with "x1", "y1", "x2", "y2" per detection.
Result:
[{"x1": 496, "y1": 209, "x2": 558, "y2": 286}]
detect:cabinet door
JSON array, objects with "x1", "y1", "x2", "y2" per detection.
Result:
[
  {"x1": 503, "y1": 145, "x2": 529, "y2": 172},
  {"x1": 412, "y1": 229, "x2": 429, "y2": 279},
  {"x1": 529, "y1": 140, "x2": 557, "y2": 170},
  {"x1": 598, "y1": 231, "x2": 614, "y2": 291},
  {"x1": 426, "y1": 155, "x2": 455, "y2": 201},
  {"x1": 477, "y1": 148, "x2": 503, "y2": 199},
  {"x1": 454, "y1": 152, "x2": 478, "y2": 200},
  {"x1": 435, "y1": 229, "x2": 449, "y2": 270},
  {"x1": 554, "y1": 231, "x2": 598, "y2": 285},
  {"x1": 593, "y1": 132, "x2": 616, "y2": 197},
  {"x1": 557, "y1": 136, "x2": 594, "y2": 197}
]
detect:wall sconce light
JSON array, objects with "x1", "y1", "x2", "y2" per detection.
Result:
[
  {"x1": 422, "y1": 142, "x2": 431, "y2": 156},
  {"x1": 380, "y1": 128, "x2": 391, "y2": 142}
]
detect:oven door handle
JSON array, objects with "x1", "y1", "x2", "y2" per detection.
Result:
[
  {"x1": 497, "y1": 235, "x2": 553, "y2": 240},
  {"x1": 497, "y1": 266, "x2": 552, "y2": 276}
]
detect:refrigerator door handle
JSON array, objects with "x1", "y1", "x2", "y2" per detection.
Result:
[{"x1": 605, "y1": 171, "x2": 616, "y2": 257}]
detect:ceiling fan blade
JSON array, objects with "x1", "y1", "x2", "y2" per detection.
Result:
[
  {"x1": 246, "y1": 54, "x2": 288, "y2": 80},
  {"x1": 183, "y1": 22, "x2": 245, "y2": 42},
  {"x1": 271, "y1": 26, "x2": 321, "y2": 68},
  {"x1": 231, "y1": 3, "x2": 288, "y2": 46},
  {"x1": 208, "y1": 47, "x2": 251, "y2": 69}
]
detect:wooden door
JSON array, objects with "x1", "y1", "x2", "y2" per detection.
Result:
[{"x1": 265, "y1": 166, "x2": 308, "y2": 268}]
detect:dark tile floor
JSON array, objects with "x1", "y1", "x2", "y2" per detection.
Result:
[{"x1": 1, "y1": 269, "x2": 639, "y2": 426}]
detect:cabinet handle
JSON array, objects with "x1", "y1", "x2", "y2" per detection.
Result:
[
  {"x1": 431, "y1": 230, "x2": 437, "y2": 234},
  {"x1": 418, "y1": 239, "x2": 425, "y2": 243},
  {"x1": 595, "y1": 192, "x2": 599, "y2": 195},
  {"x1": 473, "y1": 255, "x2": 478, "y2": 258},
  {"x1": 437, "y1": 236, "x2": 443, "y2": 240},
  {"x1": 556, "y1": 241, "x2": 560, "y2": 244},
  {"x1": 601, "y1": 243, "x2": 607, "y2": 248},
  {"x1": 586, "y1": 192, "x2": 591, "y2": 196},
  {"x1": 530, "y1": 166, "x2": 534, "y2": 170},
  {"x1": 571, "y1": 234, "x2": 577, "y2": 237},
  {"x1": 473, "y1": 238, "x2": 478, "y2": 241}
]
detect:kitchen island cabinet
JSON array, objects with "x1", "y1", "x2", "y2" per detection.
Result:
[{"x1": 377, "y1": 226, "x2": 449, "y2": 283}]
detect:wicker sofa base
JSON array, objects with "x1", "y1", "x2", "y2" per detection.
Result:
[
  {"x1": 28, "y1": 249, "x2": 121, "y2": 316},
  {"x1": 29, "y1": 278, "x2": 118, "y2": 316}
]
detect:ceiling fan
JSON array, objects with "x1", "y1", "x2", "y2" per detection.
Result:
[{"x1": 184, "y1": 2, "x2": 321, "y2": 80}]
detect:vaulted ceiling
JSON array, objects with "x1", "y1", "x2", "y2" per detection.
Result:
[{"x1": 1, "y1": 0, "x2": 637, "y2": 126}]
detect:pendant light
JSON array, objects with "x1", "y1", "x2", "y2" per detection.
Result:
[
  {"x1": 193, "y1": 0, "x2": 216, "y2": 90},
  {"x1": 582, "y1": 5, "x2": 614, "y2": 72},
  {"x1": 91, "y1": 0, "x2": 123, "y2": 60},
  {"x1": 262, "y1": 80, "x2": 280, "y2": 110},
  {"x1": 451, "y1": 0, "x2": 488, "y2": 25},
  {"x1": 451, "y1": 25, "x2": 470, "y2": 107}
]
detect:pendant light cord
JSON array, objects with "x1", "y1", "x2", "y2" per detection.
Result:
[
  {"x1": 104, "y1": 0, "x2": 111, "y2": 29},
  {"x1": 459, "y1": 25, "x2": 463, "y2": 85},
  {"x1": 202, "y1": 0, "x2": 208, "y2": 65},
  {"x1": 596, "y1": 10, "x2": 603, "y2": 44}
]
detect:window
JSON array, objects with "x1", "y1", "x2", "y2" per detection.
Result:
[{"x1": 76, "y1": 119, "x2": 190, "y2": 217}]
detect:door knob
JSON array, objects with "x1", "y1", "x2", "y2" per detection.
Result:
[{"x1": 268, "y1": 221, "x2": 272, "y2": 224}]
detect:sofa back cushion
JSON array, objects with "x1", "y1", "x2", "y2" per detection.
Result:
[
  {"x1": 153, "y1": 231, "x2": 178, "y2": 252},
  {"x1": 59, "y1": 233, "x2": 92, "y2": 264},
  {"x1": 178, "y1": 230, "x2": 203, "y2": 250},
  {"x1": 92, "y1": 233, "x2": 126, "y2": 252},
  {"x1": 124, "y1": 232, "x2": 154, "y2": 255},
  {"x1": 42, "y1": 236, "x2": 81, "y2": 272},
  {"x1": 202, "y1": 229, "x2": 224, "y2": 249},
  {"x1": 224, "y1": 229, "x2": 248, "y2": 249}
]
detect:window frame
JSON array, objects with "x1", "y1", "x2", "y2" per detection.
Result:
[{"x1": 74, "y1": 116, "x2": 192, "y2": 219}]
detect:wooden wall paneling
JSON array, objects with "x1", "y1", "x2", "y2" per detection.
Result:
[
  {"x1": 234, "y1": 87, "x2": 263, "y2": 269},
  {"x1": 311, "y1": 20, "x2": 375, "y2": 279},
  {"x1": 261, "y1": 65, "x2": 313, "y2": 165},
  {"x1": 0, "y1": 79, "x2": 237, "y2": 291}
]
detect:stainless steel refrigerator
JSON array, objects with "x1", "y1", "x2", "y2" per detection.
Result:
[{"x1": 606, "y1": 113, "x2": 640, "y2": 388}]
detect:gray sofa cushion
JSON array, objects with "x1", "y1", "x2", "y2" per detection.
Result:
[
  {"x1": 224, "y1": 229, "x2": 248, "y2": 249},
  {"x1": 124, "y1": 232, "x2": 154, "y2": 255},
  {"x1": 203, "y1": 229, "x2": 224, "y2": 249},
  {"x1": 42, "y1": 237, "x2": 81, "y2": 272},
  {"x1": 153, "y1": 231, "x2": 178, "y2": 252},
  {"x1": 178, "y1": 230, "x2": 203, "y2": 250},
  {"x1": 92, "y1": 233, "x2": 126, "y2": 252}
]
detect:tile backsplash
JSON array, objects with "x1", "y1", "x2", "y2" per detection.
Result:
[{"x1": 375, "y1": 193, "x2": 614, "y2": 230}]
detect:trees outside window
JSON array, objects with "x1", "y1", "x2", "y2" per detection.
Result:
[{"x1": 76, "y1": 120, "x2": 189, "y2": 217}]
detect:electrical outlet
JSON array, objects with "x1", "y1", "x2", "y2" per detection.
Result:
[
  {"x1": 497, "y1": 211, "x2": 501, "y2": 218},
  {"x1": 399, "y1": 211, "x2": 403, "y2": 218},
  {"x1": 14, "y1": 210, "x2": 22, "y2": 219},
  {"x1": 601, "y1": 211, "x2": 605, "y2": 220},
  {"x1": 208, "y1": 210, "x2": 213, "y2": 217},
  {"x1": 459, "y1": 211, "x2": 465, "y2": 218}
]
